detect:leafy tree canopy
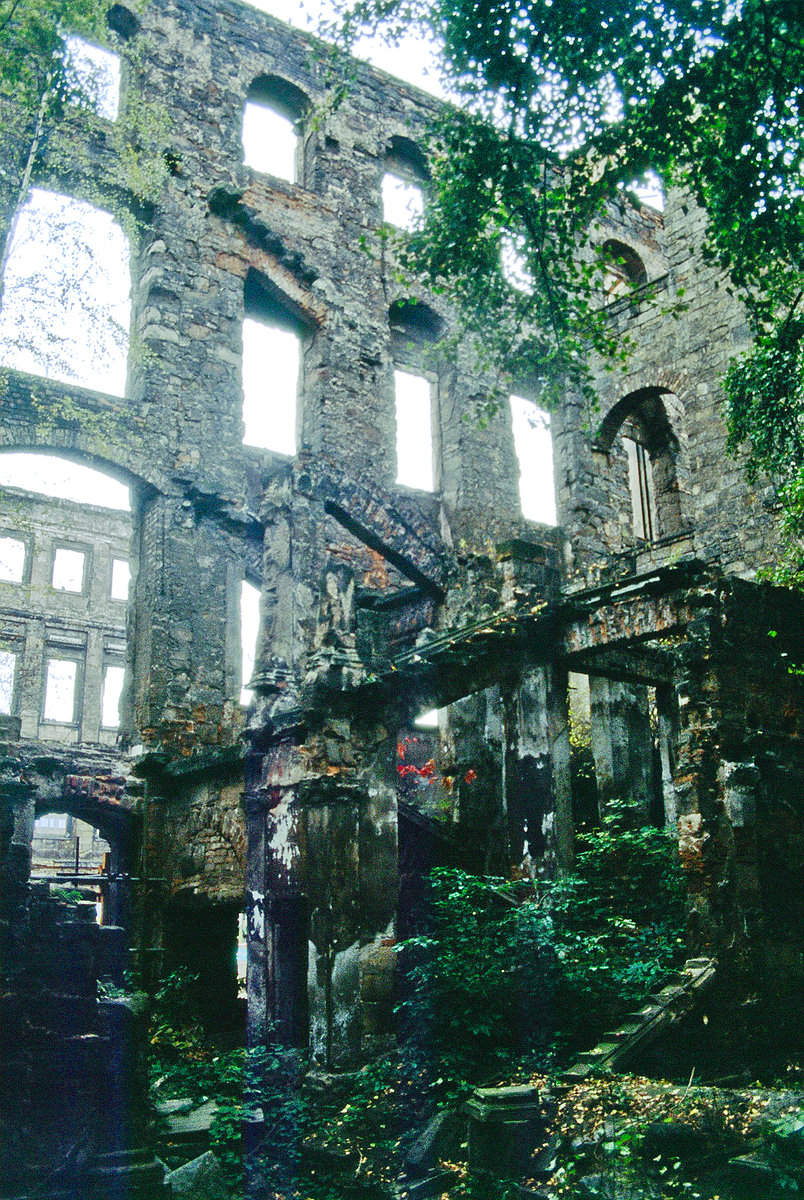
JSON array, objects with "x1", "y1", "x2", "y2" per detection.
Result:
[
  {"x1": 331, "y1": 0, "x2": 804, "y2": 552},
  {"x1": 0, "y1": 0, "x2": 107, "y2": 113}
]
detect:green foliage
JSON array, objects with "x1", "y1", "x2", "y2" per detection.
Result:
[
  {"x1": 148, "y1": 970, "x2": 310, "y2": 1194},
  {"x1": 331, "y1": 1, "x2": 803, "y2": 395},
  {"x1": 398, "y1": 810, "x2": 685, "y2": 1093},
  {"x1": 331, "y1": 0, "x2": 804, "y2": 568}
]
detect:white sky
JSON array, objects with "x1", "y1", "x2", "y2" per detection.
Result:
[
  {"x1": 0, "y1": 453, "x2": 131, "y2": 509},
  {"x1": 510, "y1": 395, "x2": 557, "y2": 525},
  {"x1": 240, "y1": 580, "x2": 261, "y2": 704},
  {"x1": 395, "y1": 369, "x2": 434, "y2": 492},
  {"x1": 242, "y1": 0, "x2": 446, "y2": 95},
  {"x1": 242, "y1": 319, "x2": 300, "y2": 454}
]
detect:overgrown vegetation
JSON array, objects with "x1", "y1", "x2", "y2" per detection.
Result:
[
  {"x1": 148, "y1": 809, "x2": 686, "y2": 1195},
  {"x1": 399, "y1": 810, "x2": 685, "y2": 1095}
]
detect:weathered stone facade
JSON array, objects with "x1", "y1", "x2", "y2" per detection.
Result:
[{"x1": 0, "y1": 0, "x2": 802, "y2": 1187}]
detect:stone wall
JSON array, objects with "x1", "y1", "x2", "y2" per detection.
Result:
[{"x1": 0, "y1": 0, "x2": 800, "y2": 1088}]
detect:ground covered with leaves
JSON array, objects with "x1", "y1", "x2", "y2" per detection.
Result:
[{"x1": 146, "y1": 815, "x2": 802, "y2": 1197}]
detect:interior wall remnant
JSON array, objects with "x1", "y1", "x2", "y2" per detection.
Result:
[{"x1": 589, "y1": 677, "x2": 655, "y2": 821}]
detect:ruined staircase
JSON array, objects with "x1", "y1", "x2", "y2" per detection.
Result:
[{"x1": 562, "y1": 956, "x2": 717, "y2": 1083}]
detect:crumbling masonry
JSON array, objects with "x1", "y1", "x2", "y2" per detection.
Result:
[{"x1": 1, "y1": 0, "x2": 803, "y2": 1188}]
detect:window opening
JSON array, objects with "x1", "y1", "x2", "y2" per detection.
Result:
[
  {"x1": 242, "y1": 319, "x2": 300, "y2": 455},
  {"x1": 601, "y1": 239, "x2": 648, "y2": 299},
  {"x1": 414, "y1": 708, "x2": 440, "y2": 728},
  {"x1": 501, "y1": 233, "x2": 534, "y2": 293},
  {"x1": 0, "y1": 536, "x2": 25, "y2": 583},
  {"x1": 101, "y1": 664, "x2": 125, "y2": 728},
  {"x1": 623, "y1": 435, "x2": 657, "y2": 541},
  {"x1": 106, "y1": 5, "x2": 140, "y2": 41},
  {"x1": 243, "y1": 102, "x2": 298, "y2": 181},
  {"x1": 111, "y1": 558, "x2": 130, "y2": 600},
  {"x1": 395, "y1": 370, "x2": 434, "y2": 492},
  {"x1": 63, "y1": 36, "x2": 121, "y2": 121},
  {"x1": 510, "y1": 395, "x2": 557, "y2": 524},
  {"x1": 0, "y1": 649, "x2": 16, "y2": 715},
  {"x1": 240, "y1": 580, "x2": 260, "y2": 706},
  {"x1": 0, "y1": 189, "x2": 130, "y2": 395},
  {"x1": 33, "y1": 813, "x2": 69, "y2": 837},
  {"x1": 382, "y1": 174, "x2": 424, "y2": 231},
  {"x1": 43, "y1": 659, "x2": 78, "y2": 723},
  {"x1": 52, "y1": 548, "x2": 85, "y2": 592}
]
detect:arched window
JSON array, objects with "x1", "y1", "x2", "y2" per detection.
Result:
[
  {"x1": 382, "y1": 135, "x2": 428, "y2": 230},
  {"x1": 600, "y1": 239, "x2": 648, "y2": 300},
  {"x1": 389, "y1": 299, "x2": 443, "y2": 347},
  {"x1": 242, "y1": 75, "x2": 309, "y2": 183},
  {"x1": 597, "y1": 388, "x2": 688, "y2": 543},
  {"x1": 0, "y1": 190, "x2": 130, "y2": 395}
]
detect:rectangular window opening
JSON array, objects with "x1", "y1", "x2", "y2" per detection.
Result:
[
  {"x1": 0, "y1": 536, "x2": 26, "y2": 583},
  {"x1": 64, "y1": 36, "x2": 121, "y2": 122},
  {"x1": 0, "y1": 649, "x2": 16, "y2": 715},
  {"x1": 34, "y1": 813, "x2": 69, "y2": 837},
  {"x1": 101, "y1": 663, "x2": 125, "y2": 728},
  {"x1": 395, "y1": 369, "x2": 434, "y2": 492},
  {"x1": 111, "y1": 558, "x2": 131, "y2": 600},
  {"x1": 240, "y1": 580, "x2": 261, "y2": 706},
  {"x1": 52, "y1": 547, "x2": 85, "y2": 592},
  {"x1": 242, "y1": 102, "x2": 298, "y2": 182},
  {"x1": 510, "y1": 395, "x2": 557, "y2": 525},
  {"x1": 382, "y1": 173, "x2": 424, "y2": 231},
  {"x1": 43, "y1": 659, "x2": 78, "y2": 723},
  {"x1": 242, "y1": 319, "x2": 299, "y2": 455}
]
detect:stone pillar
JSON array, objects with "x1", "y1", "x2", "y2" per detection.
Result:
[
  {"x1": 246, "y1": 713, "x2": 399, "y2": 1067},
  {"x1": 17, "y1": 616, "x2": 44, "y2": 739},
  {"x1": 656, "y1": 684, "x2": 680, "y2": 828},
  {"x1": 129, "y1": 492, "x2": 236, "y2": 752},
  {"x1": 589, "y1": 676, "x2": 654, "y2": 820},
  {"x1": 81, "y1": 626, "x2": 105, "y2": 743},
  {"x1": 503, "y1": 664, "x2": 574, "y2": 879}
]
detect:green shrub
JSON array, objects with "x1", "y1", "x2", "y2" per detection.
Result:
[{"x1": 397, "y1": 809, "x2": 686, "y2": 1093}]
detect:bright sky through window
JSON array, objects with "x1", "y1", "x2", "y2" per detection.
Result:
[
  {"x1": 111, "y1": 558, "x2": 131, "y2": 600},
  {"x1": 43, "y1": 660, "x2": 77, "y2": 723},
  {"x1": 510, "y1": 395, "x2": 557, "y2": 525},
  {"x1": 240, "y1": 580, "x2": 261, "y2": 705},
  {"x1": 63, "y1": 36, "x2": 121, "y2": 121},
  {"x1": 501, "y1": 233, "x2": 534, "y2": 293},
  {"x1": 0, "y1": 537, "x2": 25, "y2": 583},
  {"x1": 414, "y1": 708, "x2": 440, "y2": 728},
  {"x1": 382, "y1": 174, "x2": 424, "y2": 230},
  {"x1": 102, "y1": 664, "x2": 125, "y2": 727},
  {"x1": 0, "y1": 650, "x2": 15, "y2": 715},
  {"x1": 243, "y1": 101, "x2": 298, "y2": 180},
  {"x1": 52, "y1": 548, "x2": 85, "y2": 593},
  {"x1": 242, "y1": 0, "x2": 445, "y2": 96},
  {"x1": 395, "y1": 370, "x2": 434, "y2": 492},
  {"x1": 0, "y1": 455, "x2": 131, "y2": 510},
  {"x1": 0, "y1": 189, "x2": 130, "y2": 396},
  {"x1": 242, "y1": 319, "x2": 299, "y2": 454}
]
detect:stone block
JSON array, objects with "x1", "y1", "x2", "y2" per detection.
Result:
[{"x1": 166, "y1": 1150, "x2": 230, "y2": 1199}]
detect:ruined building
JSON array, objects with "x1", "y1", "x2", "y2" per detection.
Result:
[{"x1": 0, "y1": 0, "x2": 803, "y2": 1188}]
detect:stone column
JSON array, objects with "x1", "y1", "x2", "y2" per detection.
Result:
[
  {"x1": 503, "y1": 664, "x2": 574, "y2": 880},
  {"x1": 129, "y1": 492, "x2": 236, "y2": 752}
]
